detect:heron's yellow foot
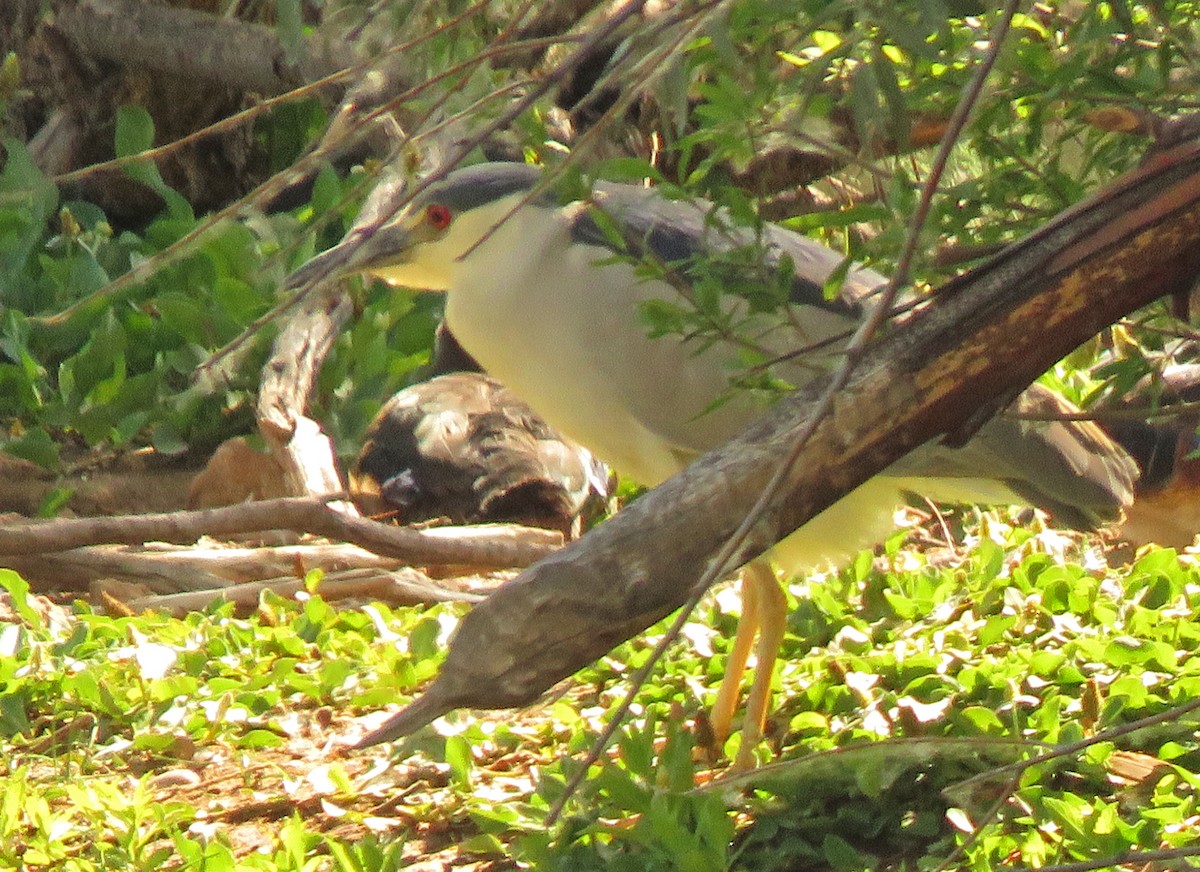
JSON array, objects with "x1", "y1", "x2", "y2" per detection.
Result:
[{"x1": 708, "y1": 559, "x2": 787, "y2": 770}]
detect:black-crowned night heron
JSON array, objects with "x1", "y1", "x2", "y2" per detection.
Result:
[
  {"x1": 298, "y1": 161, "x2": 1137, "y2": 767},
  {"x1": 349, "y1": 367, "x2": 612, "y2": 538}
]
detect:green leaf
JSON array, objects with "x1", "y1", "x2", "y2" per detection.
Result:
[
  {"x1": 113, "y1": 106, "x2": 192, "y2": 219},
  {"x1": 0, "y1": 138, "x2": 59, "y2": 278},
  {"x1": 596, "y1": 157, "x2": 666, "y2": 184},
  {"x1": 3, "y1": 427, "x2": 59, "y2": 470},
  {"x1": 0, "y1": 570, "x2": 38, "y2": 629},
  {"x1": 444, "y1": 734, "x2": 474, "y2": 788},
  {"x1": 237, "y1": 729, "x2": 285, "y2": 749},
  {"x1": 822, "y1": 833, "x2": 865, "y2": 871},
  {"x1": 870, "y1": 49, "x2": 910, "y2": 150},
  {"x1": 114, "y1": 105, "x2": 155, "y2": 160}
]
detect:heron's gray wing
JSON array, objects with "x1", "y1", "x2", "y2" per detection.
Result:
[
  {"x1": 890, "y1": 384, "x2": 1138, "y2": 528},
  {"x1": 571, "y1": 182, "x2": 1136, "y2": 525},
  {"x1": 570, "y1": 181, "x2": 884, "y2": 316}
]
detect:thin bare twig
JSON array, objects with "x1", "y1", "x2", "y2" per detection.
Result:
[
  {"x1": 931, "y1": 772, "x2": 1022, "y2": 872},
  {"x1": 0, "y1": 497, "x2": 562, "y2": 568},
  {"x1": 1005, "y1": 398, "x2": 1200, "y2": 422},
  {"x1": 125, "y1": 566, "x2": 484, "y2": 616}
]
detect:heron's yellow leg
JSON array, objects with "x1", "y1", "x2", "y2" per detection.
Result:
[
  {"x1": 732, "y1": 560, "x2": 787, "y2": 770},
  {"x1": 709, "y1": 568, "x2": 761, "y2": 748},
  {"x1": 707, "y1": 559, "x2": 787, "y2": 768}
]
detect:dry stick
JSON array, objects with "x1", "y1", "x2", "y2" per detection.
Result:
[
  {"x1": 50, "y1": 0, "x2": 355, "y2": 97},
  {"x1": 117, "y1": 541, "x2": 429, "y2": 580},
  {"x1": 0, "y1": 497, "x2": 561, "y2": 567},
  {"x1": 9, "y1": 537, "x2": 525, "y2": 596},
  {"x1": 1006, "y1": 397, "x2": 1200, "y2": 422},
  {"x1": 127, "y1": 566, "x2": 483, "y2": 616},
  {"x1": 256, "y1": 282, "x2": 355, "y2": 501},
  {"x1": 544, "y1": 1, "x2": 1022, "y2": 824},
  {"x1": 9, "y1": 548, "x2": 233, "y2": 595},
  {"x1": 7, "y1": 540, "x2": 402, "y2": 594}
]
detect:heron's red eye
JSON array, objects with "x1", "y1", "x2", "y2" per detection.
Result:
[{"x1": 426, "y1": 204, "x2": 453, "y2": 230}]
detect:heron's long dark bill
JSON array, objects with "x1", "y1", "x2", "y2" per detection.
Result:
[{"x1": 284, "y1": 226, "x2": 414, "y2": 292}]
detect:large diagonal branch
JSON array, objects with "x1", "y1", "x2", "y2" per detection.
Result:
[{"x1": 360, "y1": 140, "x2": 1200, "y2": 739}]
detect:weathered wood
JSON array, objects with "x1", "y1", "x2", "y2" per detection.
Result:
[
  {"x1": 257, "y1": 285, "x2": 357, "y2": 513},
  {"x1": 358, "y1": 138, "x2": 1200, "y2": 741},
  {"x1": 49, "y1": 0, "x2": 356, "y2": 97},
  {"x1": 0, "y1": 497, "x2": 563, "y2": 567},
  {"x1": 2, "y1": 538, "x2": 525, "y2": 595},
  {"x1": 121, "y1": 567, "x2": 484, "y2": 617}
]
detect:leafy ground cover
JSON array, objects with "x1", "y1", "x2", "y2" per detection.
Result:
[{"x1": 3, "y1": 513, "x2": 1199, "y2": 871}]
